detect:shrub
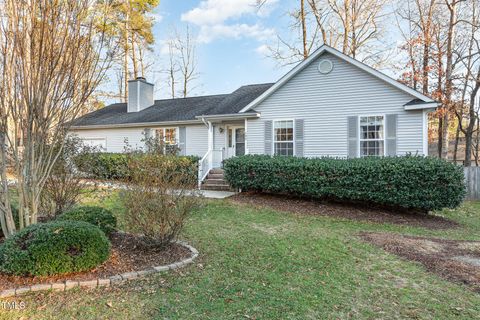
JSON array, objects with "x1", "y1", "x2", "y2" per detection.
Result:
[
  {"x1": 224, "y1": 155, "x2": 466, "y2": 211},
  {"x1": 75, "y1": 152, "x2": 129, "y2": 180},
  {"x1": 57, "y1": 206, "x2": 117, "y2": 235},
  {"x1": 41, "y1": 136, "x2": 98, "y2": 217},
  {"x1": 75, "y1": 152, "x2": 199, "y2": 181},
  {"x1": 121, "y1": 154, "x2": 201, "y2": 249},
  {"x1": 0, "y1": 220, "x2": 110, "y2": 276}
]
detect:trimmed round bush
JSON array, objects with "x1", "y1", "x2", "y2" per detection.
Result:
[
  {"x1": 224, "y1": 155, "x2": 466, "y2": 211},
  {"x1": 0, "y1": 220, "x2": 110, "y2": 276},
  {"x1": 57, "y1": 206, "x2": 117, "y2": 235}
]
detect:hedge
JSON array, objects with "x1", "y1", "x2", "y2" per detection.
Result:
[
  {"x1": 224, "y1": 155, "x2": 466, "y2": 211},
  {"x1": 57, "y1": 206, "x2": 117, "y2": 235},
  {"x1": 75, "y1": 152, "x2": 199, "y2": 181},
  {"x1": 0, "y1": 221, "x2": 110, "y2": 276},
  {"x1": 75, "y1": 153, "x2": 129, "y2": 180}
]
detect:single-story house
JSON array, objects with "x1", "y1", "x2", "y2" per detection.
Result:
[{"x1": 71, "y1": 45, "x2": 438, "y2": 189}]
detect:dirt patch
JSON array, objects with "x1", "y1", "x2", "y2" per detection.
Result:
[
  {"x1": 360, "y1": 232, "x2": 480, "y2": 292},
  {"x1": 230, "y1": 192, "x2": 459, "y2": 230},
  {"x1": 0, "y1": 232, "x2": 191, "y2": 290}
]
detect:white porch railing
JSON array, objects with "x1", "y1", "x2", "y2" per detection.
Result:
[{"x1": 198, "y1": 149, "x2": 223, "y2": 187}]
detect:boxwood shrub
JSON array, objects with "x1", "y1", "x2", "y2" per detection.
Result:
[
  {"x1": 57, "y1": 206, "x2": 117, "y2": 235},
  {"x1": 0, "y1": 220, "x2": 110, "y2": 276},
  {"x1": 224, "y1": 155, "x2": 466, "y2": 211}
]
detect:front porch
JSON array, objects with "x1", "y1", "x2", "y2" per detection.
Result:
[{"x1": 197, "y1": 113, "x2": 255, "y2": 189}]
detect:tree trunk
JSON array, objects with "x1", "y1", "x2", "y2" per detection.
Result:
[
  {"x1": 0, "y1": 132, "x2": 16, "y2": 237},
  {"x1": 300, "y1": 0, "x2": 308, "y2": 59},
  {"x1": 342, "y1": 0, "x2": 350, "y2": 54},
  {"x1": 453, "y1": 120, "x2": 460, "y2": 162},
  {"x1": 441, "y1": 0, "x2": 458, "y2": 160},
  {"x1": 131, "y1": 33, "x2": 138, "y2": 79},
  {"x1": 123, "y1": 15, "x2": 129, "y2": 102},
  {"x1": 464, "y1": 68, "x2": 480, "y2": 166}
]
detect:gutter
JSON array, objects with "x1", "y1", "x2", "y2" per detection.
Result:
[
  {"x1": 70, "y1": 119, "x2": 203, "y2": 130},
  {"x1": 195, "y1": 112, "x2": 260, "y2": 121},
  {"x1": 404, "y1": 101, "x2": 440, "y2": 111}
]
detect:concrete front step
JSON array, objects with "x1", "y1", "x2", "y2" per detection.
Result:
[
  {"x1": 201, "y1": 184, "x2": 235, "y2": 191},
  {"x1": 203, "y1": 179, "x2": 228, "y2": 186},
  {"x1": 207, "y1": 173, "x2": 224, "y2": 179},
  {"x1": 209, "y1": 168, "x2": 224, "y2": 174}
]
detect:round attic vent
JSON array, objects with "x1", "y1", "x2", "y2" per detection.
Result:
[{"x1": 318, "y1": 59, "x2": 334, "y2": 74}]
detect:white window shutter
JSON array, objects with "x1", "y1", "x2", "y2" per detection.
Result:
[
  {"x1": 264, "y1": 120, "x2": 273, "y2": 155},
  {"x1": 295, "y1": 119, "x2": 304, "y2": 157},
  {"x1": 386, "y1": 114, "x2": 397, "y2": 156},
  {"x1": 347, "y1": 116, "x2": 358, "y2": 158}
]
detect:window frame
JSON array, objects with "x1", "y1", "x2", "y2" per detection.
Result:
[
  {"x1": 154, "y1": 127, "x2": 179, "y2": 146},
  {"x1": 272, "y1": 119, "x2": 295, "y2": 157},
  {"x1": 358, "y1": 114, "x2": 386, "y2": 157}
]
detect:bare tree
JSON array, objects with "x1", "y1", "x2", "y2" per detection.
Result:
[
  {"x1": 0, "y1": 0, "x2": 115, "y2": 237},
  {"x1": 260, "y1": 0, "x2": 390, "y2": 65},
  {"x1": 165, "y1": 38, "x2": 179, "y2": 99},
  {"x1": 455, "y1": 0, "x2": 480, "y2": 166},
  {"x1": 164, "y1": 26, "x2": 200, "y2": 99}
]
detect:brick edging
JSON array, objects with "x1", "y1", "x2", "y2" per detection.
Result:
[{"x1": 0, "y1": 240, "x2": 199, "y2": 298}]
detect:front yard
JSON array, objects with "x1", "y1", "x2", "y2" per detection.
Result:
[{"x1": 1, "y1": 190, "x2": 480, "y2": 319}]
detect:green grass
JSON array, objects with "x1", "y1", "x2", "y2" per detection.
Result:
[{"x1": 1, "y1": 192, "x2": 480, "y2": 319}]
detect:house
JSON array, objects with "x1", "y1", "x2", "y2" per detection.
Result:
[{"x1": 70, "y1": 45, "x2": 438, "y2": 189}]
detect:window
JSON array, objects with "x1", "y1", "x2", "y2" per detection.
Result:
[
  {"x1": 359, "y1": 116, "x2": 384, "y2": 156},
  {"x1": 155, "y1": 128, "x2": 177, "y2": 145},
  {"x1": 155, "y1": 127, "x2": 178, "y2": 154},
  {"x1": 274, "y1": 120, "x2": 294, "y2": 156}
]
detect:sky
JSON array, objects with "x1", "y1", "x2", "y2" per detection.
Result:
[
  {"x1": 143, "y1": 0, "x2": 297, "y2": 99},
  {"x1": 102, "y1": 0, "x2": 402, "y2": 103}
]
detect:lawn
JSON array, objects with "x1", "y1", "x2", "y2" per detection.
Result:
[{"x1": 1, "y1": 190, "x2": 480, "y2": 319}]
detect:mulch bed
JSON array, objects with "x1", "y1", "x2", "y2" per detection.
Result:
[
  {"x1": 360, "y1": 232, "x2": 480, "y2": 292},
  {"x1": 230, "y1": 192, "x2": 459, "y2": 230},
  {"x1": 0, "y1": 232, "x2": 191, "y2": 290}
]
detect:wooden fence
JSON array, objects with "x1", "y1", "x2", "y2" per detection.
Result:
[{"x1": 464, "y1": 167, "x2": 480, "y2": 200}]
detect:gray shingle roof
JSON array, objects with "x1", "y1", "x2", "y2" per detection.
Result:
[{"x1": 71, "y1": 83, "x2": 273, "y2": 127}]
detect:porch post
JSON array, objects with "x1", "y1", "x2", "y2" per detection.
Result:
[
  {"x1": 244, "y1": 118, "x2": 248, "y2": 155},
  {"x1": 208, "y1": 121, "x2": 213, "y2": 169}
]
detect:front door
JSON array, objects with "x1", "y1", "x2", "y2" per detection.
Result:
[{"x1": 226, "y1": 127, "x2": 245, "y2": 159}]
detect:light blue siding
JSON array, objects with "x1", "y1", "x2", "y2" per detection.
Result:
[{"x1": 246, "y1": 52, "x2": 425, "y2": 157}]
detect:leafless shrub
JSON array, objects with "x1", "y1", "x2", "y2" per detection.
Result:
[
  {"x1": 121, "y1": 154, "x2": 201, "y2": 249},
  {"x1": 40, "y1": 137, "x2": 99, "y2": 218}
]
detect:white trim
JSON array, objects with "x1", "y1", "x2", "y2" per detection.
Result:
[
  {"x1": 239, "y1": 45, "x2": 436, "y2": 113},
  {"x1": 423, "y1": 110, "x2": 428, "y2": 156},
  {"x1": 71, "y1": 119, "x2": 202, "y2": 130},
  {"x1": 245, "y1": 118, "x2": 249, "y2": 155},
  {"x1": 404, "y1": 101, "x2": 440, "y2": 111},
  {"x1": 358, "y1": 114, "x2": 386, "y2": 157},
  {"x1": 272, "y1": 119, "x2": 295, "y2": 156},
  {"x1": 154, "y1": 127, "x2": 179, "y2": 145},
  {"x1": 225, "y1": 125, "x2": 246, "y2": 158},
  {"x1": 196, "y1": 113, "x2": 260, "y2": 121}
]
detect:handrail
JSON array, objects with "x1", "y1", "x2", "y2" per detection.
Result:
[
  {"x1": 198, "y1": 149, "x2": 212, "y2": 187},
  {"x1": 198, "y1": 149, "x2": 224, "y2": 188}
]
